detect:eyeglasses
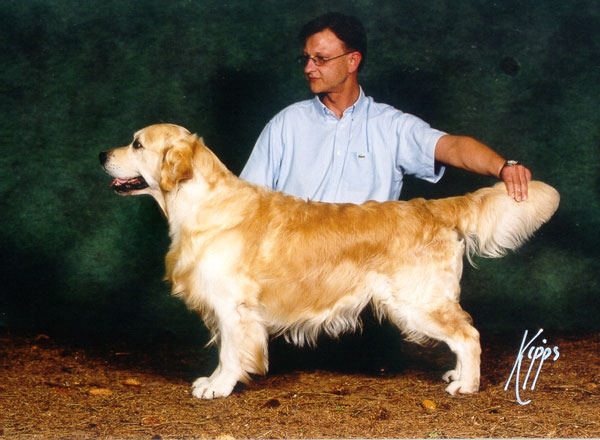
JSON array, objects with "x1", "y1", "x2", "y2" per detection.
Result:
[{"x1": 296, "y1": 51, "x2": 354, "y2": 67}]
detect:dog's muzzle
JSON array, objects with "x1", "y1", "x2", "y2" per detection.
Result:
[{"x1": 99, "y1": 151, "x2": 149, "y2": 194}]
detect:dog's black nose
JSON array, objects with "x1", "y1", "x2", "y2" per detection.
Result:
[{"x1": 99, "y1": 151, "x2": 107, "y2": 165}]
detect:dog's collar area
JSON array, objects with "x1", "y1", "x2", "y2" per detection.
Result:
[{"x1": 110, "y1": 176, "x2": 149, "y2": 193}]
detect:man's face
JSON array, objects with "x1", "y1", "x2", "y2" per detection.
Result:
[{"x1": 303, "y1": 29, "x2": 355, "y2": 95}]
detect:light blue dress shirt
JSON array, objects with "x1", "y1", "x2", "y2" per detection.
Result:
[{"x1": 240, "y1": 89, "x2": 446, "y2": 204}]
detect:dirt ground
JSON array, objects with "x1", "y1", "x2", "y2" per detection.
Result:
[{"x1": 1, "y1": 327, "x2": 599, "y2": 439}]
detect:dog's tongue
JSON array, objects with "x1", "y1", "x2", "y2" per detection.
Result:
[{"x1": 110, "y1": 178, "x2": 130, "y2": 188}]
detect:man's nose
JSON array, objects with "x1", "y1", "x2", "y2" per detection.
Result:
[{"x1": 304, "y1": 58, "x2": 317, "y2": 74}]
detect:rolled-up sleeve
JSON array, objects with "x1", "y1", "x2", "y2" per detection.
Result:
[
  {"x1": 239, "y1": 117, "x2": 282, "y2": 189},
  {"x1": 395, "y1": 113, "x2": 446, "y2": 183}
]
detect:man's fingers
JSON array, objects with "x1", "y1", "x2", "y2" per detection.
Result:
[
  {"x1": 505, "y1": 178, "x2": 516, "y2": 200},
  {"x1": 517, "y1": 166, "x2": 531, "y2": 200},
  {"x1": 501, "y1": 164, "x2": 532, "y2": 202}
]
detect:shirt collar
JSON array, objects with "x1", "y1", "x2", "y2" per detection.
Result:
[{"x1": 312, "y1": 87, "x2": 367, "y2": 120}]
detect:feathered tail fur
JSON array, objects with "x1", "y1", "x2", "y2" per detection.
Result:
[{"x1": 429, "y1": 181, "x2": 560, "y2": 263}]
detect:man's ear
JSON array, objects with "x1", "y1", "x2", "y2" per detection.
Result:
[
  {"x1": 348, "y1": 51, "x2": 362, "y2": 74},
  {"x1": 160, "y1": 140, "x2": 194, "y2": 191}
]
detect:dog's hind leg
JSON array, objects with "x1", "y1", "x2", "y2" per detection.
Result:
[
  {"x1": 374, "y1": 237, "x2": 481, "y2": 395},
  {"x1": 191, "y1": 301, "x2": 268, "y2": 399},
  {"x1": 379, "y1": 293, "x2": 481, "y2": 395},
  {"x1": 422, "y1": 303, "x2": 481, "y2": 395}
]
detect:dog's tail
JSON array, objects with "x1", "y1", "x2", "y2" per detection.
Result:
[{"x1": 428, "y1": 181, "x2": 560, "y2": 263}]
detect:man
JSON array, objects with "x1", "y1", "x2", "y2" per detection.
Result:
[{"x1": 241, "y1": 12, "x2": 531, "y2": 204}]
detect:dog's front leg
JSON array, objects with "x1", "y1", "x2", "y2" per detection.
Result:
[
  {"x1": 192, "y1": 301, "x2": 268, "y2": 399},
  {"x1": 191, "y1": 364, "x2": 238, "y2": 399}
]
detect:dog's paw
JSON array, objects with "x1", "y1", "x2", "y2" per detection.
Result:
[
  {"x1": 441, "y1": 369, "x2": 460, "y2": 383},
  {"x1": 191, "y1": 375, "x2": 236, "y2": 399},
  {"x1": 444, "y1": 379, "x2": 479, "y2": 395}
]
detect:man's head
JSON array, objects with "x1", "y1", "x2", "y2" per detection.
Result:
[
  {"x1": 299, "y1": 12, "x2": 367, "y2": 71},
  {"x1": 298, "y1": 13, "x2": 367, "y2": 96}
]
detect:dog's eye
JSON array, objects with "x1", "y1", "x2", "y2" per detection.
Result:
[{"x1": 132, "y1": 139, "x2": 143, "y2": 150}]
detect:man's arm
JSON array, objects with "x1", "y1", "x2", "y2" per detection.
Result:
[{"x1": 435, "y1": 134, "x2": 532, "y2": 201}]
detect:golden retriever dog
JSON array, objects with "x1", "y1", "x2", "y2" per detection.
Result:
[{"x1": 99, "y1": 123, "x2": 559, "y2": 399}]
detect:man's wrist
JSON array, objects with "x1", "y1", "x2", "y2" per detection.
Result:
[{"x1": 499, "y1": 160, "x2": 520, "y2": 178}]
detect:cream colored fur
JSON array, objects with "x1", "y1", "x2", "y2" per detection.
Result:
[{"x1": 100, "y1": 124, "x2": 560, "y2": 399}]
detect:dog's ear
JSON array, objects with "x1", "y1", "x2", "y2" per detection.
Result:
[{"x1": 160, "y1": 139, "x2": 194, "y2": 191}]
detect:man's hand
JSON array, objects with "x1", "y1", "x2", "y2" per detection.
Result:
[{"x1": 500, "y1": 162, "x2": 532, "y2": 202}]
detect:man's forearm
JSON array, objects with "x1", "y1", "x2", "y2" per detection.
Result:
[
  {"x1": 435, "y1": 134, "x2": 532, "y2": 201},
  {"x1": 435, "y1": 134, "x2": 506, "y2": 178}
]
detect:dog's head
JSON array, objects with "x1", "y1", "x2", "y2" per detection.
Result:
[
  {"x1": 100, "y1": 123, "x2": 234, "y2": 216},
  {"x1": 99, "y1": 124, "x2": 197, "y2": 198}
]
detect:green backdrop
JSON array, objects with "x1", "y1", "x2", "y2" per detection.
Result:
[{"x1": 1, "y1": 0, "x2": 598, "y2": 342}]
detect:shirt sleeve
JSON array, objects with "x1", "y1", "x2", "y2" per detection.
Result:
[
  {"x1": 394, "y1": 112, "x2": 446, "y2": 183},
  {"x1": 239, "y1": 116, "x2": 283, "y2": 189}
]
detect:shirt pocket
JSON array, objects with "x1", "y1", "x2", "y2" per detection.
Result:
[{"x1": 343, "y1": 152, "x2": 376, "y2": 192}]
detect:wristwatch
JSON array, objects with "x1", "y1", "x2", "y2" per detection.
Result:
[{"x1": 499, "y1": 160, "x2": 520, "y2": 177}]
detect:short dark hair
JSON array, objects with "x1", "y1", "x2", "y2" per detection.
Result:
[{"x1": 299, "y1": 12, "x2": 367, "y2": 70}]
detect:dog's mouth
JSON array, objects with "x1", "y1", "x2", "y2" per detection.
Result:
[{"x1": 110, "y1": 176, "x2": 149, "y2": 193}]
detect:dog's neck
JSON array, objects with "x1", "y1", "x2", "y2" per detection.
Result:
[{"x1": 162, "y1": 171, "x2": 252, "y2": 238}]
